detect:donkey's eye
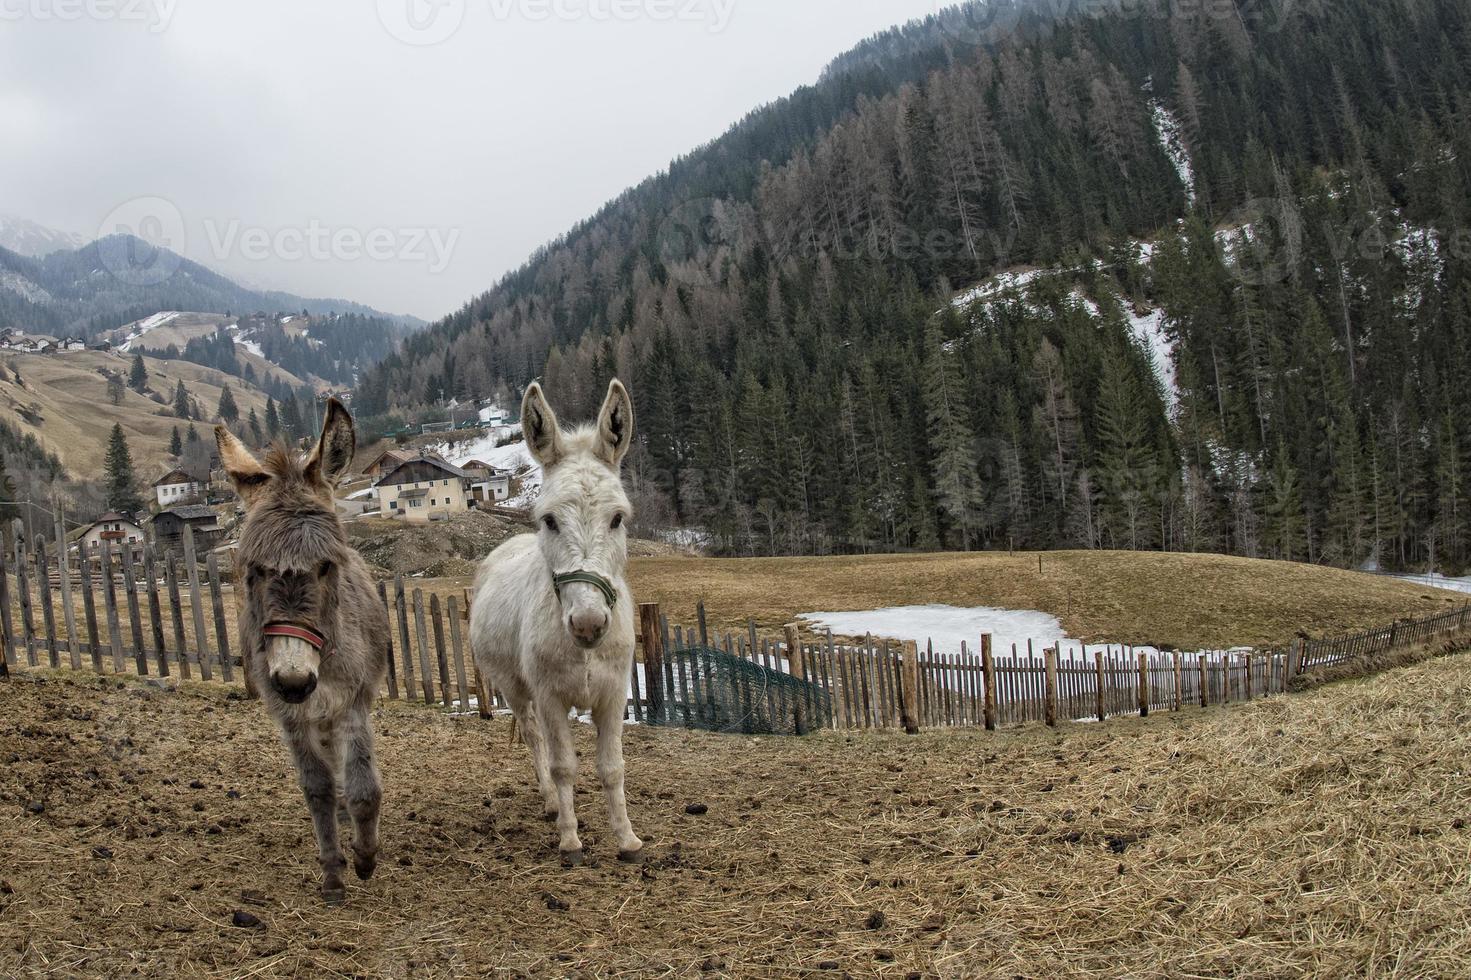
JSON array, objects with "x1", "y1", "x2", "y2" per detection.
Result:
[
  {"x1": 610, "y1": 513, "x2": 624, "y2": 530},
  {"x1": 542, "y1": 515, "x2": 559, "y2": 533},
  {"x1": 318, "y1": 561, "x2": 334, "y2": 578}
]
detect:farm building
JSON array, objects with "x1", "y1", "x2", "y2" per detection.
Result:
[
  {"x1": 76, "y1": 512, "x2": 145, "y2": 559},
  {"x1": 372, "y1": 455, "x2": 475, "y2": 523},
  {"x1": 150, "y1": 504, "x2": 223, "y2": 552},
  {"x1": 361, "y1": 448, "x2": 412, "y2": 481},
  {"x1": 152, "y1": 468, "x2": 206, "y2": 508},
  {"x1": 460, "y1": 460, "x2": 511, "y2": 504}
]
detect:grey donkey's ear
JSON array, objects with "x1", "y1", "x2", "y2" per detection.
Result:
[
  {"x1": 216, "y1": 425, "x2": 270, "y2": 505},
  {"x1": 594, "y1": 378, "x2": 635, "y2": 468},
  {"x1": 521, "y1": 382, "x2": 564, "y2": 469},
  {"x1": 304, "y1": 397, "x2": 356, "y2": 489}
]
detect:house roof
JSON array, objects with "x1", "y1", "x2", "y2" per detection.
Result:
[
  {"x1": 152, "y1": 468, "x2": 201, "y2": 487},
  {"x1": 363, "y1": 448, "x2": 411, "y2": 472},
  {"x1": 372, "y1": 455, "x2": 470, "y2": 487},
  {"x1": 90, "y1": 511, "x2": 141, "y2": 528},
  {"x1": 152, "y1": 504, "x2": 218, "y2": 522}
]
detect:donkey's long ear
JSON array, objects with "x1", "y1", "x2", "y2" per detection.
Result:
[
  {"x1": 304, "y1": 397, "x2": 356, "y2": 489},
  {"x1": 216, "y1": 425, "x2": 269, "y2": 506},
  {"x1": 521, "y1": 382, "x2": 564, "y2": 468},
  {"x1": 594, "y1": 378, "x2": 635, "y2": 468}
]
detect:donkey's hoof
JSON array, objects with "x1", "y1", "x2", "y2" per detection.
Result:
[
  {"x1": 560, "y1": 848, "x2": 585, "y2": 868},
  {"x1": 617, "y1": 847, "x2": 646, "y2": 865},
  {"x1": 321, "y1": 886, "x2": 347, "y2": 906},
  {"x1": 353, "y1": 850, "x2": 378, "y2": 881}
]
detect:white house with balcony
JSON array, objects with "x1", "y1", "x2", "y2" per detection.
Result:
[{"x1": 153, "y1": 468, "x2": 206, "y2": 508}]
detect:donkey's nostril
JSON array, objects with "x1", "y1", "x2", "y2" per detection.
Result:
[{"x1": 272, "y1": 672, "x2": 318, "y2": 704}]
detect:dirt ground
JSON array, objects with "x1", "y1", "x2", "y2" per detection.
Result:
[{"x1": 2, "y1": 654, "x2": 1469, "y2": 978}]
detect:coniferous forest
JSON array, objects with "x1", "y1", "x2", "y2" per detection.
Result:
[{"x1": 354, "y1": 0, "x2": 1471, "y2": 572}]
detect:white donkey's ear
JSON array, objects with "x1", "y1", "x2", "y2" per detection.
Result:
[
  {"x1": 521, "y1": 382, "x2": 564, "y2": 468},
  {"x1": 216, "y1": 425, "x2": 269, "y2": 505},
  {"x1": 594, "y1": 378, "x2": 635, "y2": 468},
  {"x1": 304, "y1": 397, "x2": 356, "y2": 489}
]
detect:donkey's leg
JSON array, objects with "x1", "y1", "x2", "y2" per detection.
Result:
[
  {"x1": 535, "y1": 695, "x2": 583, "y2": 862},
  {"x1": 593, "y1": 696, "x2": 643, "y2": 861},
  {"x1": 505, "y1": 690, "x2": 557, "y2": 818},
  {"x1": 287, "y1": 730, "x2": 348, "y2": 903},
  {"x1": 342, "y1": 703, "x2": 383, "y2": 881}
]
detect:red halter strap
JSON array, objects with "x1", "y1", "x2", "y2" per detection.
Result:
[{"x1": 263, "y1": 622, "x2": 328, "y2": 652}]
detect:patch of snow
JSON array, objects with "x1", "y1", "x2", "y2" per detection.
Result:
[
  {"x1": 1125, "y1": 306, "x2": 1178, "y2": 412},
  {"x1": 119, "y1": 311, "x2": 181, "y2": 352},
  {"x1": 1391, "y1": 572, "x2": 1471, "y2": 595},
  {"x1": 798, "y1": 604, "x2": 1160, "y2": 661},
  {"x1": 951, "y1": 267, "x2": 1051, "y2": 311},
  {"x1": 440, "y1": 427, "x2": 541, "y2": 507},
  {"x1": 1067, "y1": 287, "x2": 1100, "y2": 317},
  {"x1": 238, "y1": 340, "x2": 264, "y2": 358},
  {"x1": 1150, "y1": 101, "x2": 1196, "y2": 206}
]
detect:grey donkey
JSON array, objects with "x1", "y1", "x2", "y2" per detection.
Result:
[{"x1": 217, "y1": 399, "x2": 389, "y2": 904}]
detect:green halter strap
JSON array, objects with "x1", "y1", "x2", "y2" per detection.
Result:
[{"x1": 552, "y1": 570, "x2": 619, "y2": 608}]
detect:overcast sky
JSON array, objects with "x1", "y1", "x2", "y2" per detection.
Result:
[{"x1": 1, "y1": 0, "x2": 945, "y2": 320}]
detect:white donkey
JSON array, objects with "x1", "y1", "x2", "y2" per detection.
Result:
[{"x1": 469, "y1": 378, "x2": 643, "y2": 865}]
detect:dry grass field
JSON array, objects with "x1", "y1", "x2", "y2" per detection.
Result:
[
  {"x1": 0, "y1": 349, "x2": 304, "y2": 475},
  {"x1": 417, "y1": 550, "x2": 1463, "y2": 651},
  {"x1": 2, "y1": 649, "x2": 1468, "y2": 977}
]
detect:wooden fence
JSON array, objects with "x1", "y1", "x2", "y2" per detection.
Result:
[{"x1": 3, "y1": 518, "x2": 1470, "y2": 734}]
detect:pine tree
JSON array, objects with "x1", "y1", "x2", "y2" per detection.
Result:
[
  {"x1": 1263, "y1": 441, "x2": 1306, "y2": 560},
  {"x1": 923, "y1": 325, "x2": 983, "y2": 549},
  {"x1": 217, "y1": 385, "x2": 239, "y2": 424},
  {"x1": 265, "y1": 397, "x2": 280, "y2": 437},
  {"x1": 248, "y1": 408, "x2": 263, "y2": 447},
  {"x1": 128, "y1": 354, "x2": 148, "y2": 392},
  {"x1": 186, "y1": 423, "x2": 200, "y2": 444},
  {"x1": 173, "y1": 380, "x2": 192, "y2": 419},
  {"x1": 104, "y1": 424, "x2": 144, "y2": 514},
  {"x1": 168, "y1": 426, "x2": 182, "y2": 457}
]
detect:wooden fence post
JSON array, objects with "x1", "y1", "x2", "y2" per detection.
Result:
[
  {"x1": 182, "y1": 526, "x2": 212, "y2": 680},
  {"x1": 394, "y1": 575, "x2": 416, "y2": 699},
  {"x1": 411, "y1": 589, "x2": 435, "y2": 704},
  {"x1": 899, "y1": 639, "x2": 921, "y2": 735},
  {"x1": 376, "y1": 582, "x2": 399, "y2": 700},
  {"x1": 1172, "y1": 652, "x2": 1183, "y2": 711},
  {"x1": 101, "y1": 537, "x2": 125, "y2": 673},
  {"x1": 164, "y1": 551, "x2": 189, "y2": 679},
  {"x1": 1093, "y1": 648, "x2": 1106, "y2": 722},
  {"x1": 120, "y1": 544, "x2": 148, "y2": 675},
  {"x1": 785, "y1": 624, "x2": 808, "y2": 735},
  {"x1": 447, "y1": 595, "x2": 471, "y2": 712},
  {"x1": 56, "y1": 525, "x2": 80, "y2": 670},
  {"x1": 35, "y1": 537, "x2": 59, "y2": 668},
  {"x1": 981, "y1": 634, "x2": 997, "y2": 731},
  {"x1": 1197, "y1": 653, "x2": 1209, "y2": 708},
  {"x1": 143, "y1": 547, "x2": 169, "y2": 677},
  {"x1": 1044, "y1": 646, "x2": 1059, "y2": 727},
  {"x1": 205, "y1": 554, "x2": 233, "y2": 683},
  {"x1": 1136, "y1": 651, "x2": 1150, "y2": 718},
  {"x1": 640, "y1": 603, "x2": 665, "y2": 724},
  {"x1": 15, "y1": 525, "x2": 36, "y2": 666},
  {"x1": 430, "y1": 594, "x2": 451, "y2": 705},
  {"x1": 0, "y1": 539, "x2": 13, "y2": 669}
]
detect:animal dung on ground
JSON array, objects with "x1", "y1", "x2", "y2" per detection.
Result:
[
  {"x1": 685, "y1": 803, "x2": 709, "y2": 815},
  {"x1": 230, "y1": 910, "x2": 264, "y2": 930}
]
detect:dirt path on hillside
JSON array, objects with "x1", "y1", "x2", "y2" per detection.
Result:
[{"x1": 1, "y1": 658, "x2": 1469, "y2": 977}]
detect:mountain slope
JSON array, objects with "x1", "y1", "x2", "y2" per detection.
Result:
[
  {"x1": 0, "y1": 234, "x2": 424, "y2": 339},
  {"x1": 0, "y1": 214, "x2": 85, "y2": 258},
  {"x1": 356, "y1": 0, "x2": 1471, "y2": 573}
]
